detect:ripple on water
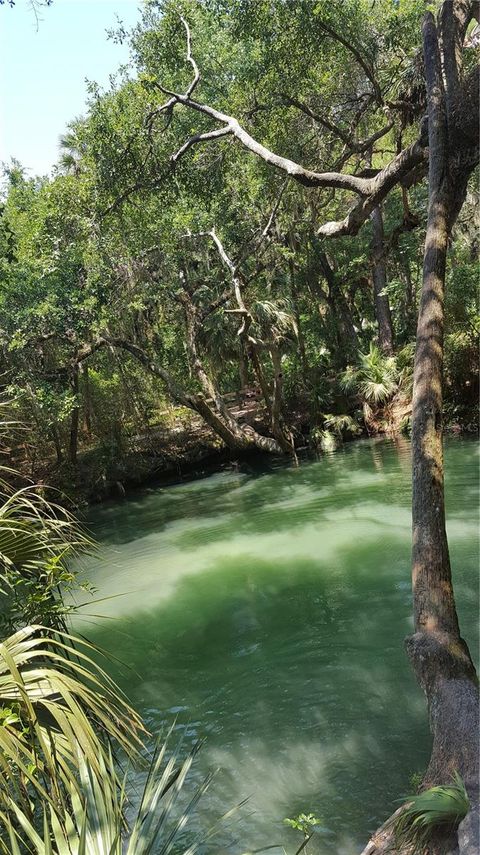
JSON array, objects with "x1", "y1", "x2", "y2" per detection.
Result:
[{"x1": 75, "y1": 438, "x2": 479, "y2": 854}]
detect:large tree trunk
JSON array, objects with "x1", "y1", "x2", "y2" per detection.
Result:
[
  {"x1": 370, "y1": 206, "x2": 394, "y2": 354},
  {"x1": 406, "y1": 11, "x2": 478, "y2": 834},
  {"x1": 361, "y1": 6, "x2": 479, "y2": 854}
]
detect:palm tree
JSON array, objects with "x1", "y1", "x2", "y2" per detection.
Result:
[
  {"x1": 58, "y1": 128, "x2": 85, "y2": 176},
  {"x1": 340, "y1": 342, "x2": 400, "y2": 430}
]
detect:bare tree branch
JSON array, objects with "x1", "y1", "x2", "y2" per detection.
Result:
[
  {"x1": 180, "y1": 15, "x2": 200, "y2": 97},
  {"x1": 159, "y1": 88, "x2": 370, "y2": 193}
]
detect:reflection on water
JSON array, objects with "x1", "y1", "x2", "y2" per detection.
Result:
[{"x1": 73, "y1": 438, "x2": 479, "y2": 854}]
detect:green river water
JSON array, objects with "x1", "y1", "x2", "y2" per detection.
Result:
[{"x1": 74, "y1": 437, "x2": 479, "y2": 855}]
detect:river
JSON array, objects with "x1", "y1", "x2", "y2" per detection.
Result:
[{"x1": 73, "y1": 437, "x2": 479, "y2": 854}]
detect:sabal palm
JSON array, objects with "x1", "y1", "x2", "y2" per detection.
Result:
[
  {"x1": 58, "y1": 130, "x2": 84, "y2": 176},
  {"x1": 341, "y1": 343, "x2": 399, "y2": 405},
  {"x1": 251, "y1": 299, "x2": 297, "y2": 344}
]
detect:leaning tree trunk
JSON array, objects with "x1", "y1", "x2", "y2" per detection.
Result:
[
  {"x1": 361, "y1": 7, "x2": 479, "y2": 855},
  {"x1": 100, "y1": 335, "x2": 284, "y2": 455},
  {"x1": 405, "y1": 14, "x2": 478, "y2": 851},
  {"x1": 370, "y1": 206, "x2": 394, "y2": 355},
  {"x1": 180, "y1": 293, "x2": 286, "y2": 454}
]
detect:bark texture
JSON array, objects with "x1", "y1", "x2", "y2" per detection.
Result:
[
  {"x1": 407, "y1": 15, "x2": 478, "y2": 844},
  {"x1": 362, "y1": 3, "x2": 479, "y2": 853}
]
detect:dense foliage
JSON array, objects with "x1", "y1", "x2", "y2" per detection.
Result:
[{"x1": 1, "y1": 0, "x2": 477, "y2": 497}]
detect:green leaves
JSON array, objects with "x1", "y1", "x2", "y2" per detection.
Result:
[
  {"x1": 284, "y1": 812, "x2": 322, "y2": 835},
  {"x1": 393, "y1": 773, "x2": 470, "y2": 852},
  {"x1": 323, "y1": 413, "x2": 361, "y2": 436},
  {"x1": 0, "y1": 478, "x2": 92, "y2": 634},
  {"x1": 341, "y1": 343, "x2": 399, "y2": 405},
  {"x1": 0, "y1": 625, "x2": 211, "y2": 855},
  {"x1": 0, "y1": 624, "x2": 143, "y2": 846}
]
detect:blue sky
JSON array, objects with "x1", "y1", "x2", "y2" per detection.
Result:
[{"x1": 0, "y1": 0, "x2": 143, "y2": 177}]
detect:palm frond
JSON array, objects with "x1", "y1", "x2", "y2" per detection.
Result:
[
  {"x1": 252, "y1": 299, "x2": 298, "y2": 341},
  {"x1": 393, "y1": 773, "x2": 470, "y2": 853},
  {"x1": 0, "y1": 624, "x2": 143, "y2": 831},
  {"x1": 0, "y1": 481, "x2": 93, "y2": 633},
  {"x1": 341, "y1": 343, "x2": 399, "y2": 405},
  {"x1": 323, "y1": 414, "x2": 361, "y2": 436},
  {"x1": 1, "y1": 730, "x2": 214, "y2": 855}
]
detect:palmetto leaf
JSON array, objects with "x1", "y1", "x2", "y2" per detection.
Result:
[
  {"x1": 252, "y1": 299, "x2": 298, "y2": 341},
  {"x1": 341, "y1": 343, "x2": 399, "y2": 405},
  {"x1": 1, "y1": 731, "x2": 214, "y2": 855},
  {"x1": 0, "y1": 477, "x2": 93, "y2": 633},
  {"x1": 393, "y1": 773, "x2": 470, "y2": 852},
  {"x1": 360, "y1": 379, "x2": 397, "y2": 403},
  {"x1": 0, "y1": 485, "x2": 89, "y2": 570},
  {"x1": 323, "y1": 413, "x2": 360, "y2": 436},
  {"x1": 0, "y1": 624, "x2": 143, "y2": 834},
  {"x1": 0, "y1": 625, "x2": 216, "y2": 854},
  {"x1": 339, "y1": 365, "x2": 357, "y2": 393}
]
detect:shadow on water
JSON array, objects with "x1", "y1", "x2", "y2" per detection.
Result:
[
  {"x1": 86, "y1": 438, "x2": 411, "y2": 548},
  {"x1": 86, "y1": 544, "x2": 425, "y2": 853},
  {"x1": 75, "y1": 438, "x2": 479, "y2": 854}
]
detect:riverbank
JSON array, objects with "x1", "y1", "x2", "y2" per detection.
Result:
[
  {"x1": 35, "y1": 401, "x2": 308, "y2": 507},
  {"x1": 13, "y1": 392, "x2": 477, "y2": 508}
]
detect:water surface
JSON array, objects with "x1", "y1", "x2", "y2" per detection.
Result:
[{"x1": 74, "y1": 438, "x2": 479, "y2": 854}]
